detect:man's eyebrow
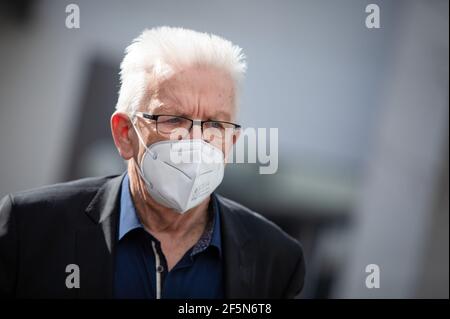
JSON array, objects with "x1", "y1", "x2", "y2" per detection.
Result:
[
  {"x1": 151, "y1": 104, "x2": 232, "y2": 121},
  {"x1": 210, "y1": 111, "x2": 232, "y2": 121},
  {"x1": 152, "y1": 104, "x2": 182, "y2": 115}
]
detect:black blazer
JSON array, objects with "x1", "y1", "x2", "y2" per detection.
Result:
[{"x1": 0, "y1": 174, "x2": 305, "y2": 299}]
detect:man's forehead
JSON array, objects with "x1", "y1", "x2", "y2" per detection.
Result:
[{"x1": 143, "y1": 66, "x2": 236, "y2": 119}]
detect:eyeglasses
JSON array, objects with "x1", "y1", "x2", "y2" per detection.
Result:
[{"x1": 132, "y1": 112, "x2": 241, "y2": 141}]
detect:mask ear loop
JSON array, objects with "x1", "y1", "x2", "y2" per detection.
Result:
[
  {"x1": 128, "y1": 112, "x2": 156, "y2": 189},
  {"x1": 128, "y1": 113, "x2": 184, "y2": 212},
  {"x1": 129, "y1": 112, "x2": 156, "y2": 156}
]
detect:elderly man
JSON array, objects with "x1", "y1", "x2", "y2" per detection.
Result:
[{"x1": 0, "y1": 27, "x2": 304, "y2": 299}]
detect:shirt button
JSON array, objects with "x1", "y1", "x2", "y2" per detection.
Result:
[{"x1": 156, "y1": 265, "x2": 164, "y2": 273}]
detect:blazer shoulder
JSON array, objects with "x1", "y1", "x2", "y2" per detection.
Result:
[
  {"x1": 216, "y1": 194, "x2": 303, "y2": 254},
  {"x1": 8, "y1": 175, "x2": 119, "y2": 206}
]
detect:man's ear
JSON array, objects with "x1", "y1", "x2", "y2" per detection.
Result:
[{"x1": 111, "y1": 112, "x2": 135, "y2": 160}]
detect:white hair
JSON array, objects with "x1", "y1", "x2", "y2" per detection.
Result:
[{"x1": 115, "y1": 26, "x2": 247, "y2": 114}]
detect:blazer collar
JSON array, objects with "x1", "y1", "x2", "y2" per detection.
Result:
[
  {"x1": 75, "y1": 173, "x2": 124, "y2": 298},
  {"x1": 85, "y1": 173, "x2": 125, "y2": 225},
  {"x1": 215, "y1": 194, "x2": 257, "y2": 298}
]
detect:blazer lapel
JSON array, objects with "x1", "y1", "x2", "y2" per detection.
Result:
[
  {"x1": 216, "y1": 194, "x2": 256, "y2": 298},
  {"x1": 75, "y1": 174, "x2": 124, "y2": 298}
]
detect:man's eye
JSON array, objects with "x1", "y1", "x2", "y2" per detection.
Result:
[
  {"x1": 210, "y1": 122, "x2": 224, "y2": 129},
  {"x1": 160, "y1": 117, "x2": 182, "y2": 125}
]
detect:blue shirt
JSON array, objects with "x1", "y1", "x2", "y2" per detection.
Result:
[{"x1": 114, "y1": 174, "x2": 224, "y2": 299}]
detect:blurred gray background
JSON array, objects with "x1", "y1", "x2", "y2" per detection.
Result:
[{"x1": 0, "y1": 0, "x2": 448, "y2": 298}]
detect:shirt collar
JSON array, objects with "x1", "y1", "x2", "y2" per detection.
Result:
[
  {"x1": 191, "y1": 193, "x2": 222, "y2": 257},
  {"x1": 118, "y1": 174, "x2": 222, "y2": 256},
  {"x1": 118, "y1": 174, "x2": 143, "y2": 240}
]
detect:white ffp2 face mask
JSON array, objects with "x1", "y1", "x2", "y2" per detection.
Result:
[{"x1": 132, "y1": 124, "x2": 225, "y2": 213}]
